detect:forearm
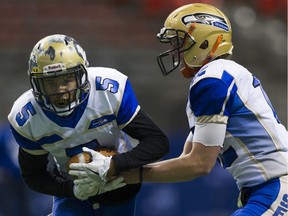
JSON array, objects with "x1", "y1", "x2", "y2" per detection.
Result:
[
  {"x1": 113, "y1": 109, "x2": 169, "y2": 174},
  {"x1": 19, "y1": 147, "x2": 74, "y2": 197},
  {"x1": 143, "y1": 143, "x2": 220, "y2": 182},
  {"x1": 121, "y1": 156, "x2": 200, "y2": 184},
  {"x1": 123, "y1": 143, "x2": 220, "y2": 184},
  {"x1": 22, "y1": 169, "x2": 74, "y2": 197},
  {"x1": 112, "y1": 135, "x2": 169, "y2": 173},
  {"x1": 143, "y1": 155, "x2": 201, "y2": 183}
]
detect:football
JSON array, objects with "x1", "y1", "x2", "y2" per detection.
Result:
[
  {"x1": 67, "y1": 148, "x2": 117, "y2": 173},
  {"x1": 97, "y1": 148, "x2": 117, "y2": 157}
]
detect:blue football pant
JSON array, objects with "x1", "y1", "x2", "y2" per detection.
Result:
[
  {"x1": 233, "y1": 175, "x2": 288, "y2": 215},
  {"x1": 52, "y1": 196, "x2": 136, "y2": 216}
]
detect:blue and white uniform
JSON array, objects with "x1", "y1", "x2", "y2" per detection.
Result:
[
  {"x1": 8, "y1": 67, "x2": 139, "y2": 179},
  {"x1": 8, "y1": 66, "x2": 170, "y2": 216},
  {"x1": 186, "y1": 59, "x2": 288, "y2": 215}
]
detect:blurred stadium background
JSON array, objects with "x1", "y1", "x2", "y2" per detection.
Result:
[{"x1": 0, "y1": 0, "x2": 286, "y2": 215}]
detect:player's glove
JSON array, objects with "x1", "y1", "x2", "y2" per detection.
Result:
[
  {"x1": 73, "y1": 177, "x2": 126, "y2": 200},
  {"x1": 69, "y1": 147, "x2": 112, "y2": 181},
  {"x1": 73, "y1": 178, "x2": 98, "y2": 200}
]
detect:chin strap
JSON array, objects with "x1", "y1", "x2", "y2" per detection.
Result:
[
  {"x1": 180, "y1": 23, "x2": 198, "y2": 79},
  {"x1": 188, "y1": 22, "x2": 197, "y2": 35},
  {"x1": 180, "y1": 62, "x2": 199, "y2": 79},
  {"x1": 182, "y1": 23, "x2": 197, "y2": 48},
  {"x1": 203, "y1": 34, "x2": 223, "y2": 65}
]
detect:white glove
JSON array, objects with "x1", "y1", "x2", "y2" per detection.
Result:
[
  {"x1": 69, "y1": 147, "x2": 112, "y2": 181},
  {"x1": 73, "y1": 177, "x2": 126, "y2": 200},
  {"x1": 73, "y1": 178, "x2": 98, "y2": 200},
  {"x1": 69, "y1": 168, "x2": 103, "y2": 185},
  {"x1": 74, "y1": 185, "x2": 89, "y2": 200}
]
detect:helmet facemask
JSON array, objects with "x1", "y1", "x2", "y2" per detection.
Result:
[
  {"x1": 30, "y1": 64, "x2": 90, "y2": 116},
  {"x1": 157, "y1": 28, "x2": 196, "y2": 76}
]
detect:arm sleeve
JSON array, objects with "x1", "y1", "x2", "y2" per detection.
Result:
[
  {"x1": 18, "y1": 147, "x2": 75, "y2": 198},
  {"x1": 112, "y1": 109, "x2": 170, "y2": 174},
  {"x1": 193, "y1": 123, "x2": 226, "y2": 147}
]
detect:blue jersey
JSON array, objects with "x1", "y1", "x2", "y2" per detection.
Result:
[
  {"x1": 187, "y1": 59, "x2": 288, "y2": 189},
  {"x1": 8, "y1": 67, "x2": 140, "y2": 179}
]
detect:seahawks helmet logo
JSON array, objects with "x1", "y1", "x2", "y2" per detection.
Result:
[{"x1": 182, "y1": 13, "x2": 229, "y2": 32}]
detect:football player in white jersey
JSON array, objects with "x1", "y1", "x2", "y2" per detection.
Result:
[
  {"x1": 122, "y1": 3, "x2": 288, "y2": 215},
  {"x1": 7, "y1": 34, "x2": 169, "y2": 216}
]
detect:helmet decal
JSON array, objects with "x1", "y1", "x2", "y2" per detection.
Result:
[
  {"x1": 44, "y1": 46, "x2": 56, "y2": 61},
  {"x1": 182, "y1": 13, "x2": 229, "y2": 32}
]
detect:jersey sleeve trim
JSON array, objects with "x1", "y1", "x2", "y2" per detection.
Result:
[
  {"x1": 119, "y1": 106, "x2": 140, "y2": 129},
  {"x1": 117, "y1": 79, "x2": 139, "y2": 127},
  {"x1": 196, "y1": 114, "x2": 228, "y2": 124}
]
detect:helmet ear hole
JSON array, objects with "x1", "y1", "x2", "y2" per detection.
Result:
[{"x1": 200, "y1": 40, "x2": 209, "y2": 49}]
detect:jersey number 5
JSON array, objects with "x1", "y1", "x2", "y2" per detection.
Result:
[
  {"x1": 96, "y1": 76, "x2": 119, "y2": 93},
  {"x1": 16, "y1": 101, "x2": 36, "y2": 126}
]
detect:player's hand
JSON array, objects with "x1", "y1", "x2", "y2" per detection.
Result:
[
  {"x1": 69, "y1": 167, "x2": 103, "y2": 185},
  {"x1": 73, "y1": 177, "x2": 126, "y2": 200},
  {"x1": 69, "y1": 147, "x2": 111, "y2": 181},
  {"x1": 73, "y1": 178, "x2": 99, "y2": 200}
]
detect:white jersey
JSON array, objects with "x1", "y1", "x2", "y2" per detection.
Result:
[
  {"x1": 186, "y1": 59, "x2": 288, "y2": 189},
  {"x1": 8, "y1": 67, "x2": 140, "y2": 178}
]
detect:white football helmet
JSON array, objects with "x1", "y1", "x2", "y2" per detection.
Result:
[
  {"x1": 157, "y1": 3, "x2": 233, "y2": 76},
  {"x1": 28, "y1": 34, "x2": 90, "y2": 115}
]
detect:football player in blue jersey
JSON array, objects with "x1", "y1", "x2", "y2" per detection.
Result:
[
  {"x1": 122, "y1": 3, "x2": 288, "y2": 216},
  {"x1": 7, "y1": 34, "x2": 169, "y2": 216}
]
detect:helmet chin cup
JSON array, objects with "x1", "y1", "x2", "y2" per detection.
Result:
[
  {"x1": 180, "y1": 62, "x2": 199, "y2": 79},
  {"x1": 53, "y1": 101, "x2": 77, "y2": 116}
]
